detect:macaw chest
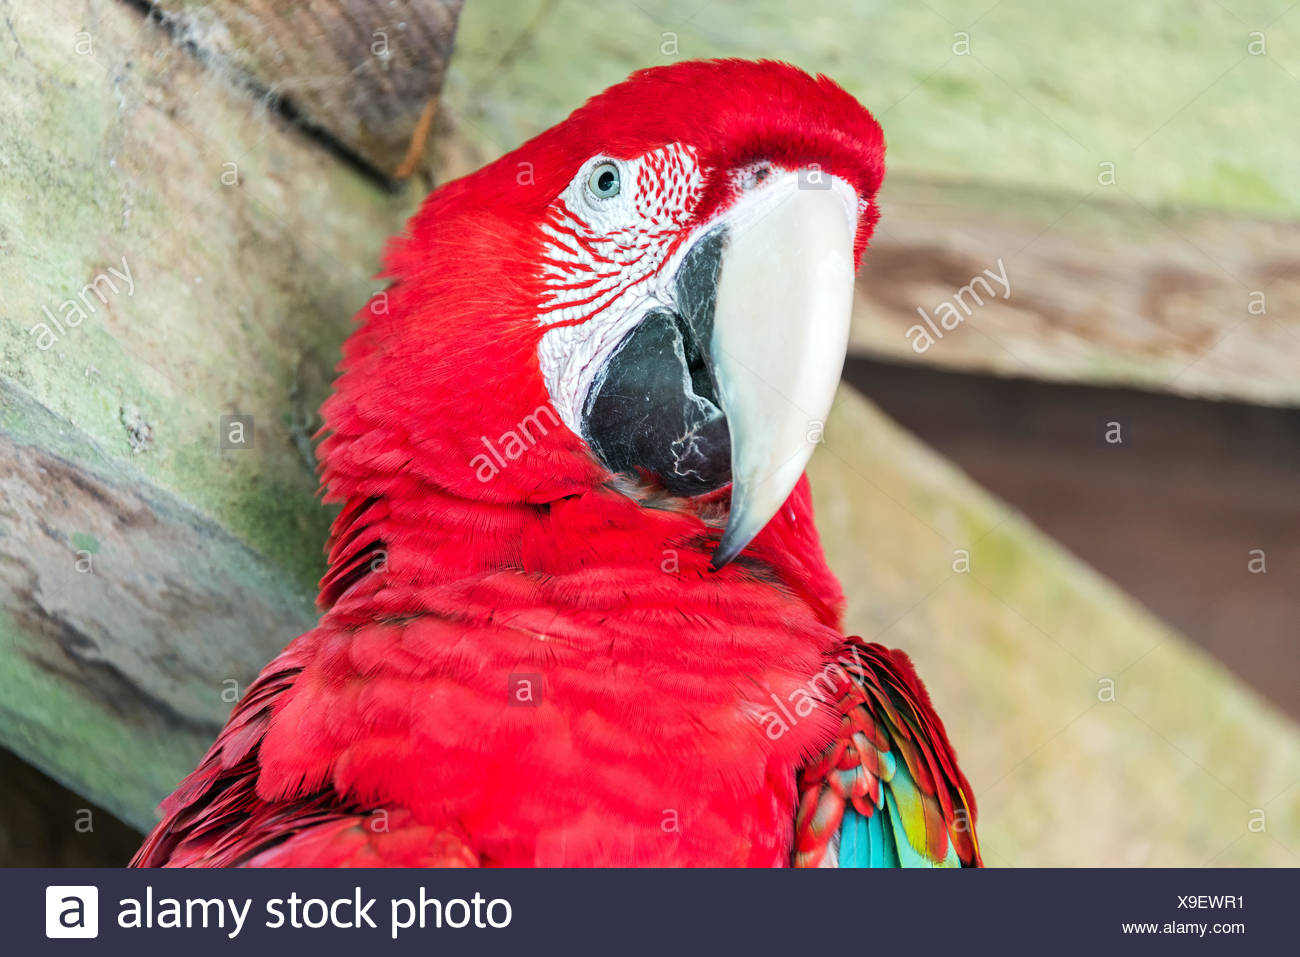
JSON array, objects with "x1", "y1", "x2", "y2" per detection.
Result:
[{"x1": 423, "y1": 662, "x2": 839, "y2": 866}]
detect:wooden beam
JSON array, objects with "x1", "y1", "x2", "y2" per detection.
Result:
[
  {"x1": 854, "y1": 177, "x2": 1300, "y2": 407},
  {"x1": 148, "y1": 0, "x2": 464, "y2": 180},
  {"x1": 0, "y1": 0, "x2": 417, "y2": 827},
  {"x1": 844, "y1": 357, "x2": 1300, "y2": 721},
  {"x1": 0, "y1": 381, "x2": 315, "y2": 830}
]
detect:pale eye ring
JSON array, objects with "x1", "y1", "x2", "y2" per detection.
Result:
[{"x1": 587, "y1": 161, "x2": 621, "y2": 199}]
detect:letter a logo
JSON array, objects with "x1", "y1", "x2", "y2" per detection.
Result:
[{"x1": 45, "y1": 886, "x2": 98, "y2": 938}]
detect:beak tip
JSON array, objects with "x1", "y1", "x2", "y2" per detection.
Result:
[{"x1": 709, "y1": 523, "x2": 750, "y2": 571}]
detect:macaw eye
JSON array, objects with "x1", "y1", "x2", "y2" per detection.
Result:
[{"x1": 587, "y1": 162, "x2": 621, "y2": 199}]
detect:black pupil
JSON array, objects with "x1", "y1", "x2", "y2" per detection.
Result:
[{"x1": 598, "y1": 169, "x2": 616, "y2": 193}]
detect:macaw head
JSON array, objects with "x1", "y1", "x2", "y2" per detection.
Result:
[{"x1": 322, "y1": 59, "x2": 884, "y2": 581}]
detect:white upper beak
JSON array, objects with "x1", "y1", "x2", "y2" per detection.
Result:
[{"x1": 708, "y1": 172, "x2": 858, "y2": 566}]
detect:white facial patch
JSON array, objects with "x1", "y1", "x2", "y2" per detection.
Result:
[{"x1": 535, "y1": 143, "x2": 705, "y2": 438}]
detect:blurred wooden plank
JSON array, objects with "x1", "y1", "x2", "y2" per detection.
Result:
[
  {"x1": 811, "y1": 386, "x2": 1300, "y2": 866},
  {"x1": 149, "y1": 0, "x2": 463, "y2": 179},
  {"x1": 0, "y1": 381, "x2": 317, "y2": 830},
  {"x1": 845, "y1": 357, "x2": 1300, "y2": 721},
  {"x1": 854, "y1": 177, "x2": 1300, "y2": 407},
  {"x1": 0, "y1": 0, "x2": 420, "y2": 826}
]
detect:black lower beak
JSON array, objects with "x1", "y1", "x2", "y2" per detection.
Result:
[{"x1": 581, "y1": 231, "x2": 731, "y2": 497}]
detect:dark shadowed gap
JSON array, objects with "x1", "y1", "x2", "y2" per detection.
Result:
[
  {"x1": 843, "y1": 357, "x2": 1300, "y2": 722},
  {"x1": 0, "y1": 748, "x2": 142, "y2": 866}
]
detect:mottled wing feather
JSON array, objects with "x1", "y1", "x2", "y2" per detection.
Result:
[{"x1": 794, "y1": 641, "x2": 981, "y2": 868}]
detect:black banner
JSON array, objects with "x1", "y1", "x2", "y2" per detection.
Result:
[{"x1": 11, "y1": 867, "x2": 1292, "y2": 954}]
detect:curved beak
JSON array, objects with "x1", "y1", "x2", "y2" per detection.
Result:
[
  {"x1": 684, "y1": 174, "x2": 858, "y2": 567},
  {"x1": 582, "y1": 169, "x2": 858, "y2": 567}
]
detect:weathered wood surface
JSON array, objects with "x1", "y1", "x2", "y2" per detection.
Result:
[
  {"x1": 442, "y1": 0, "x2": 1300, "y2": 405},
  {"x1": 148, "y1": 0, "x2": 464, "y2": 179},
  {"x1": 0, "y1": 381, "x2": 315, "y2": 828},
  {"x1": 856, "y1": 178, "x2": 1300, "y2": 406},
  {"x1": 0, "y1": 0, "x2": 1295, "y2": 866},
  {"x1": 0, "y1": 0, "x2": 419, "y2": 828}
]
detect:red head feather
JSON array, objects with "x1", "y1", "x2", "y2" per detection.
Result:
[{"x1": 317, "y1": 59, "x2": 884, "y2": 610}]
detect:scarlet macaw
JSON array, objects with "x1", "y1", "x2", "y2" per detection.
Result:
[{"x1": 133, "y1": 59, "x2": 980, "y2": 868}]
